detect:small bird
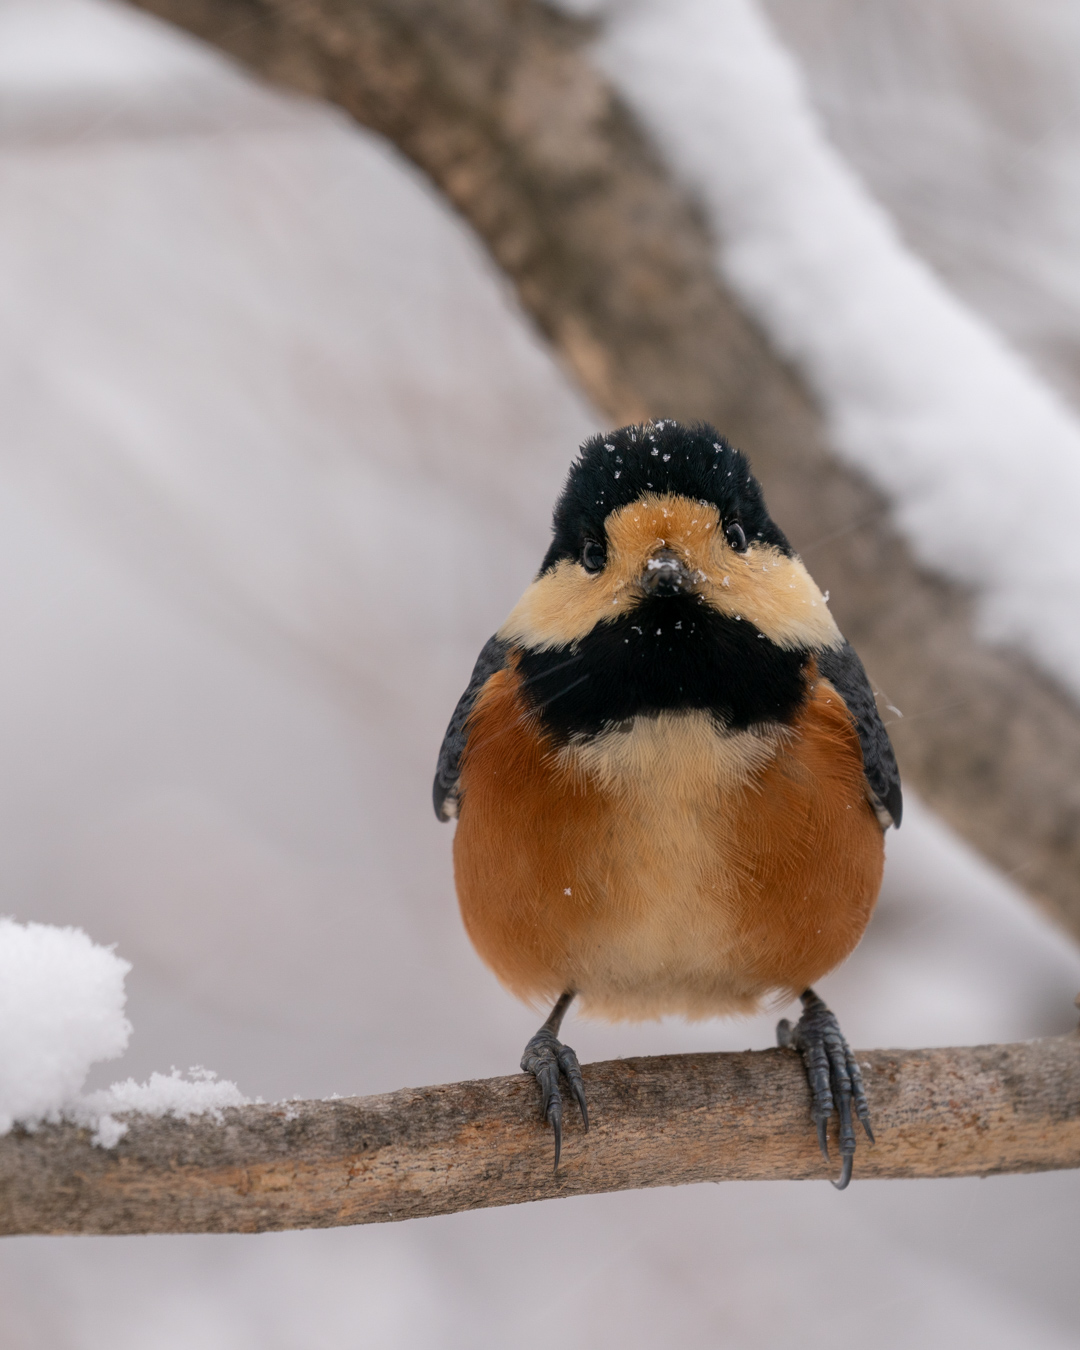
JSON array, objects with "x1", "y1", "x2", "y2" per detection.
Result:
[{"x1": 434, "y1": 421, "x2": 900, "y2": 1188}]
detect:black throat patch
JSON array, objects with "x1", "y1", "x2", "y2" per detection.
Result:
[{"x1": 515, "y1": 594, "x2": 810, "y2": 742}]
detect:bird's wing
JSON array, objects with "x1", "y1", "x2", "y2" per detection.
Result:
[
  {"x1": 433, "y1": 634, "x2": 511, "y2": 821},
  {"x1": 816, "y1": 642, "x2": 903, "y2": 829}
]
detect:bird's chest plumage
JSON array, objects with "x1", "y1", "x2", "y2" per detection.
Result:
[{"x1": 452, "y1": 664, "x2": 884, "y2": 1020}]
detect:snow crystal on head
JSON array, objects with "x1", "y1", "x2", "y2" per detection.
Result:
[{"x1": 540, "y1": 420, "x2": 791, "y2": 571}]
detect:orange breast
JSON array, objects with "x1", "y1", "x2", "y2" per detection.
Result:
[{"x1": 452, "y1": 663, "x2": 884, "y2": 1021}]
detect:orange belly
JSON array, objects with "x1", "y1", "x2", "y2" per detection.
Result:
[{"x1": 452, "y1": 664, "x2": 884, "y2": 1021}]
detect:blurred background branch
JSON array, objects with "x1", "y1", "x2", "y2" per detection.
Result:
[
  {"x1": 122, "y1": 0, "x2": 1080, "y2": 943},
  {"x1": 4, "y1": 1036, "x2": 1079, "y2": 1236}
]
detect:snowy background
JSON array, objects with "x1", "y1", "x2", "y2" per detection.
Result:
[{"x1": 1, "y1": 0, "x2": 1080, "y2": 1346}]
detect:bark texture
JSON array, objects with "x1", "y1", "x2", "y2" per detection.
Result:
[
  {"x1": 3, "y1": 1038, "x2": 1079, "y2": 1236},
  {"x1": 122, "y1": 0, "x2": 1080, "y2": 942}
]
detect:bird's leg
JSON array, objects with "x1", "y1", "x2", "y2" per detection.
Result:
[
  {"x1": 520, "y1": 990, "x2": 589, "y2": 1169},
  {"x1": 776, "y1": 988, "x2": 873, "y2": 1190}
]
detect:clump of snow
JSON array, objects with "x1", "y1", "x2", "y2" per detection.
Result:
[
  {"x1": 79, "y1": 1068, "x2": 250, "y2": 1147},
  {"x1": 0, "y1": 917, "x2": 247, "y2": 1144},
  {"x1": 576, "y1": 0, "x2": 1080, "y2": 700},
  {"x1": 0, "y1": 917, "x2": 131, "y2": 1134}
]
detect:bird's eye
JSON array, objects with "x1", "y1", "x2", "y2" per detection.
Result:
[
  {"x1": 724, "y1": 521, "x2": 748, "y2": 553},
  {"x1": 581, "y1": 539, "x2": 607, "y2": 573}
]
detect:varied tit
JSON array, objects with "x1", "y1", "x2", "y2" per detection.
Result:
[{"x1": 434, "y1": 420, "x2": 901, "y2": 1188}]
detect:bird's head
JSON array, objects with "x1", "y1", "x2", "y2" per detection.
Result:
[{"x1": 499, "y1": 422, "x2": 842, "y2": 738}]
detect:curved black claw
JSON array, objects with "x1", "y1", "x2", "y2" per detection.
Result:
[
  {"x1": 520, "y1": 1027, "x2": 589, "y2": 1169},
  {"x1": 777, "y1": 989, "x2": 872, "y2": 1190}
]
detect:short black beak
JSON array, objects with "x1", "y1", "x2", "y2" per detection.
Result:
[{"x1": 639, "y1": 548, "x2": 692, "y2": 597}]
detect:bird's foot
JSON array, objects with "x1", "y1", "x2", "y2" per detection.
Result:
[
  {"x1": 777, "y1": 988, "x2": 873, "y2": 1190},
  {"x1": 520, "y1": 1026, "x2": 589, "y2": 1170}
]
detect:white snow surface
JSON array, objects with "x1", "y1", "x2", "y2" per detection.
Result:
[
  {"x1": 80, "y1": 1068, "x2": 250, "y2": 1147},
  {"x1": 761, "y1": 0, "x2": 1080, "y2": 416},
  {"x1": 1, "y1": 1, "x2": 1080, "y2": 1347},
  {"x1": 0, "y1": 918, "x2": 130, "y2": 1133},
  {"x1": 574, "y1": 0, "x2": 1080, "y2": 697},
  {"x1": 0, "y1": 916, "x2": 246, "y2": 1142}
]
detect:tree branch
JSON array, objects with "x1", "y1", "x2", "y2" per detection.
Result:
[
  {"x1": 2, "y1": 1038, "x2": 1079, "y2": 1236},
  {"x1": 119, "y1": 0, "x2": 1080, "y2": 943}
]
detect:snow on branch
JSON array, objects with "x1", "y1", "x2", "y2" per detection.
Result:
[{"x1": 3, "y1": 1037, "x2": 1079, "y2": 1236}]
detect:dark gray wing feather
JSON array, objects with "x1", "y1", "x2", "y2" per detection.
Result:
[
  {"x1": 816, "y1": 641, "x2": 903, "y2": 828},
  {"x1": 433, "y1": 635, "x2": 510, "y2": 821}
]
